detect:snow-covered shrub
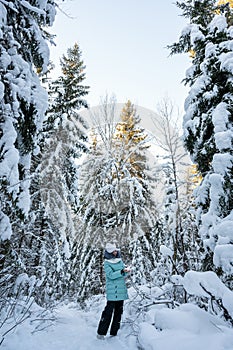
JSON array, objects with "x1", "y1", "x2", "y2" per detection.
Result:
[{"x1": 182, "y1": 270, "x2": 233, "y2": 325}]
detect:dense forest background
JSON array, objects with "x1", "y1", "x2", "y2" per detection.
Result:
[{"x1": 0, "y1": 0, "x2": 233, "y2": 345}]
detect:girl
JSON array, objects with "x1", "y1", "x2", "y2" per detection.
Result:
[{"x1": 97, "y1": 243, "x2": 130, "y2": 339}]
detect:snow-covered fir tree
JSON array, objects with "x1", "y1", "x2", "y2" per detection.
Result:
[
  {"x1": 170, "y1": 0, "x2": 233, "y2": 281},
  {"x1": 72, "y1": 98, "x2": 159, "y2": 300},
  {"x1": 47, "y1": 42, "x2": 89, "y2": 210},
  {"x1": 0, "y1": 0, "x2": 57, "y2": 307},
  {"x1": 114, "y1": 100, "x2": 159, "y2": 283},
  {"x1": 28, "y1": 43, "x2": 90, "y2": 303}
]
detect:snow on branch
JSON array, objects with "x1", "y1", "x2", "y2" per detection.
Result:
[
  {"x1": 183, "y1": 271, "x2": 233, "y2": 324},
  {"x1": 160, "y1": 245, "x2": 173, "y2": 258},
  {"x1": 0, "y1": 0, "x2": 17, "y2": 12},
  {"x1": 18, "y1": 0, "x2": 45, "y2": 15}
]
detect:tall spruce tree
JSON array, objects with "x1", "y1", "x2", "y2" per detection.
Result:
[
  {"x1": 170, "y1": 1, "x2": 233, "y2": 278},
  {"x1": 29, "y1": 43, "x2": 90, "y2": 303},
  {"x1": 115, "y1": 100, "x2": 149, "y2": 180},
  {"x1": 47, "y1": 42, "x2": 89, "y2": 209}
]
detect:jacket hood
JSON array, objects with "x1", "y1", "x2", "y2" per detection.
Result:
[{"x1": 104, "y1": 250, "x2": 121, "y2": 260}]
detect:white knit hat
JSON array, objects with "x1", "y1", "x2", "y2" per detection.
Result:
[{"x1": 105, "y1": 243, "x2": 119, "y2": 253}]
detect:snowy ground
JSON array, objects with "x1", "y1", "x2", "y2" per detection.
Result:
[{"x1": 2, "y1": 292, "x2": 233, "y2": 350}]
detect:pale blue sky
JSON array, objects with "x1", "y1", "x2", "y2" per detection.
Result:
[{"x1": 50, "y1": 0, "x2": 191, "y2": 112}]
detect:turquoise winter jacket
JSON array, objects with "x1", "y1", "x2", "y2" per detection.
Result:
[{"x1": 104, "y1": 258, "x2": 129, "y2": 301}]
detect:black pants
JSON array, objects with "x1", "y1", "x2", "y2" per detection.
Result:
[{"x1": 97, "y1": 300, "x2": 124, "y2": 336}]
